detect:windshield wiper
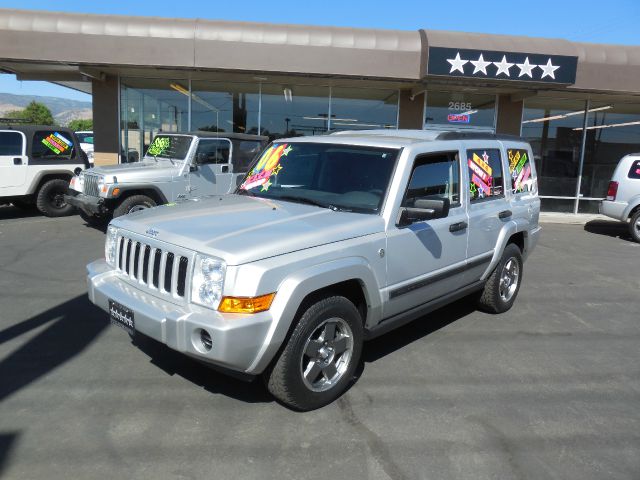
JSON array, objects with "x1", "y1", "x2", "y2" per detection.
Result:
[{"x1": 276, "y1": 195, "x2": 332, "y2": 209}]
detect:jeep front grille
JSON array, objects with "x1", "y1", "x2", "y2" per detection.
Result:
[
  {"x1": 116, "y1": 235, "x2": 190, "y2": 299},
  {"x1": 83, "y1": 173, "x2": 100, "y2": 197}
]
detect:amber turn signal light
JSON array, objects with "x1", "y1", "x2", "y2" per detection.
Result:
[{"x1": 218, "y1": 293, "x2": 276, "y2": 314}]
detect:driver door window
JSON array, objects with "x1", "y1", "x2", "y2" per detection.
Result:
[
  {"x1": 403, "y1": 152, "x2": 460, "y2": 208},
  {"x1": 195, "y1": 140, "x2": 230, "y2": 165}
]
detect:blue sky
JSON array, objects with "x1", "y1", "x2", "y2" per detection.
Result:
[{"x1": 1, "y1": 0, "x2": 638, "y2": 102}]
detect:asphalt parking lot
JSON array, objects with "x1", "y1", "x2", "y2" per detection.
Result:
[{"x1": 0, "y1": 206, "x2": 639, "y2": 480}]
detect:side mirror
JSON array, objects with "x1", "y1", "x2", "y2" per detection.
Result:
[
  {"x1": 397, "y1": 198, "x2": 450, "y2": 227},
  {"x1": 189, "y1": 164, "x2": 198, "y2": 172}
]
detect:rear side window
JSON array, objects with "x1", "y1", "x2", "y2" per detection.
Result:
[
  {"x1": 32, "y1": 131, "x2": 74, "y2": 159},
  {"x1": 467, "y1": 148, "x2": 504, "y2": 202},
  {"x1": 0, "y1": 131, "x2": 24, "y2": 155},
  {"x1": 195, "y1": 139, "x2": 230, "y2": 165},
  {"x1": 508, "y1": 148, "x2": 534, "y2": 193},
  {"x1": 403, "y1": 152, "x2": 460, "y2": 208},
  {"x1": 628, "y1": 160, "x2": 640, "y2": 179}
]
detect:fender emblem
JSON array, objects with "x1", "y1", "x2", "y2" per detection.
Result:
[{"x1": 145, "y1": 228, "x2": 159, "y2": 238}]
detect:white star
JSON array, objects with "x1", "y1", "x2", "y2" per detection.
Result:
[
  {"x1": 493, "y1": 55, "x2": 514, "y2": 77},
  {"x1": 470, "y1": 54, "x2": 491, "y2": 75},
  {"x1": 516, "y1": 57, "x2": 536, "y2": 78},
  {"x1": 539, "y1": 59, "x2": 560, "y2": 79},
  {"x1": 446, "y1": 52, "x2": 469, "y2": 74}
]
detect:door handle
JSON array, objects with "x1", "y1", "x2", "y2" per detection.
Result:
[
  {"x1": 498, "y1": 210, "x2": 512, "y2": 219},
  {"x1": 449, "y1": 221, "x2": 468, "y2": 232},
  {"x1": 13, "y1": 158, "x2": 22, "y2": 165}
]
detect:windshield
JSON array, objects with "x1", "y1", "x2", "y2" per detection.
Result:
[
  {"x1": 237, "y1": 142, "x2": 399, "y2": 213},
  {"x1": 76, "y1": 133, "x2": 93, "y2": 144},
  {"x1": 144, "y1": 135, "x2": 193, "y2": 161}
]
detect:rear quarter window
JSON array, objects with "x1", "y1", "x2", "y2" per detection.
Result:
[
  {"x1": 32, "y1": 131, "x2": 74, "y2": 159},
  {"x1": 507, "y1": 148, "x2": 534, "y2": 193},
  {"x1": 628, "y1": 160, "x2": 640, "y2": 179}
]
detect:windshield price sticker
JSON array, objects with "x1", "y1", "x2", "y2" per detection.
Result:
[
  {"x1": 241, "y1": 143, "x2": 290, "y2": 192},
  {"x1": 148, "y1": 136, "x2": 171, "y2": 156}
]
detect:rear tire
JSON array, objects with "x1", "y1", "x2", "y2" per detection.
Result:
[
  {"x1": 629, "y1": 210, "x2": 640, "y2": 243},
  {"x1": 36, "y1": 179, "x2": 75, "y2": 217},
  {"x1": 477, "y1": 243, "x2": 523, "y2": 314},
  {"x1": 265, "y1": 296, "x2": 363, "y2": 411},
  {"x1": 113, "y1": 195, "x2": 156, "y2": 218}
]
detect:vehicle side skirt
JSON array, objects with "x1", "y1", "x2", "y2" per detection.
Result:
[{"x1": 364, "y1": 280, "x2": 485, "y2": 340}]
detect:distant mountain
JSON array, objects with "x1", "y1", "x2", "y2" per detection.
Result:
[{"x1": 0, "y1": 92, "x2": 92, "y2": 126}]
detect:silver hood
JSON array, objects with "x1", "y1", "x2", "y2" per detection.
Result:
[
  {"x1": 112, "y1": 195, "x2": 384, "y2": 265},
  {"x1": 86, "y1": 161, "x2": 180, "y2": 182}
]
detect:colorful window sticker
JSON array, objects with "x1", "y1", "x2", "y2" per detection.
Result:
[
  {"x1": 467, "y1": 149, "x2": 503, "y2": 202},
  {"x1": 41, "y1": 132, "x2": 72, "y2": 155},
  {"x1": 508, "y1": 149, "x2": 532, "y2": 194},
  {"x1": 147, "y1": 136, "x2": 171, "y2": 156},
  {"x1": 240, "y1": 143, "x2": 290, "y2": 192}
]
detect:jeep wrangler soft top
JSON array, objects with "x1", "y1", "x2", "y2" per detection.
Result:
[
  {"x1": 66, "y1": 131, "x2": 267, "y2": 226},
  {"x1": 0, "y1": 125, "x2": 89, "y2": 216},
  {"x1": 87, "y1": 129, "x2": 540, "y2": 410}
]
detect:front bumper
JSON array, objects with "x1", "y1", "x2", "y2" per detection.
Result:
[
  {"x1": 65, "y1": 191, "x2": 105, "y2": 215},
  {"x1": 87, "y1": 259, "x2": 273, "y2": 374}
]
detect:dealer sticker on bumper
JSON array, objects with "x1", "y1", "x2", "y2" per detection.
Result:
[{"x1": 109, "y1": 299, "x2": 135, "y2": 335}]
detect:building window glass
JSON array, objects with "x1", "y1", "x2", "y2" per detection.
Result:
[
  {"x1": 578, "y1": 103, "x2": 640, "y2": 212},
  {"x1": 329, "y1": 87, "x2": 398, "y2": 131},
  {"x1": 190, "y1": 81, "x2": 259, "y2": 135},
  {"x1": 425, "y1": 91, "x2": 496, "y2": 129},
  {"x1": 521, "y1": 98, "x2": 586, "y2": 211},
  {"x1": 120, "y1": 78, "x2": 189, "y2": 162},
  {"x1": 259, "y1": 84, "x2": 329, "y2": 139}
]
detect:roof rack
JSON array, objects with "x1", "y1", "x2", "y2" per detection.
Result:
[{"x1": 331, "y1": 129, "x2": 524, "y2": 142}]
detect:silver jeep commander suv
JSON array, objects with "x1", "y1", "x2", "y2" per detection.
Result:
[
  {"x1": 66, "y1": 132, "x2": 267, "y2": 226},
  {"x1": 87, "y1": 130, "x2": 541, "y2": 410}
]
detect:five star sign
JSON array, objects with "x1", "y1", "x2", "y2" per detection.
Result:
[
  {"x1": 446, "y1": 52, "x2": 469, "y2": 74},
  {"x1": 444, "y1": 51, "x2": 561, "y2": 80}
]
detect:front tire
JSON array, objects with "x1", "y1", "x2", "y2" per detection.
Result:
[
  {"x1": 36, "y1": 179, "x2": 75, "y2": 217},
  {"x1": 113, "y1": 195, "x2": 157, "y2": 218},
  {"x1": 477, "y1": 243, "x2": 523, "y2": 314},
  {"x1": 265, "y1": 296, "x2": 363, "y2": 411},
  {"x1": 629, "y1": 210, "x2": 640, "y2": 243}
]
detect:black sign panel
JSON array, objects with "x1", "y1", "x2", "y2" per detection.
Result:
[{"x1": 427, "y1": 47, "x2": 578, "y2": 84}]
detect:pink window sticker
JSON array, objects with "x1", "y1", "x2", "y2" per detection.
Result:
[
  {"x1": 468, "y1": 159, "x2": 490, "y2": 183},
  {"x1": 471, "y1": 173, "x2": 491, "y2": 197}
]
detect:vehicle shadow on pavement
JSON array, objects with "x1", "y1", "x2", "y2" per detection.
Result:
[
  {"x1": 132, "y1": 334, "x2": 273, "y2": 404},
  {"x1": 584, "y1": 219, "x2": 634, "y2": 242},
  {"x1": 0, "y1": 205, "x2": 43, "y2": 220},
  {"x1": 0, "y1": 295, "x2": 108, "y2": 403},
  {"x1": 0, "y1": 432, "x2": 19, "y2": 478},
  {"x1": 362, "y1": 297, "x2": 477, "y2": 363}
]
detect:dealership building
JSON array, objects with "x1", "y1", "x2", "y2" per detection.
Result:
[{"x1": 1, "y1": 8, "x2": 639, "y2": 212}]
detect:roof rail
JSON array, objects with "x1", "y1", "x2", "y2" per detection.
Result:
[{"x1": 435, "y1": 131, "x2": 524, "y2": 142}]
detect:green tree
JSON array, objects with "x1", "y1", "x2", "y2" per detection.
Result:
[
  {"x1": 6, "y1": 101, "x2": 55, "y2": 125},
  {"x1": 67, "y1": 118, "x2": 93, "y2": 131}
]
